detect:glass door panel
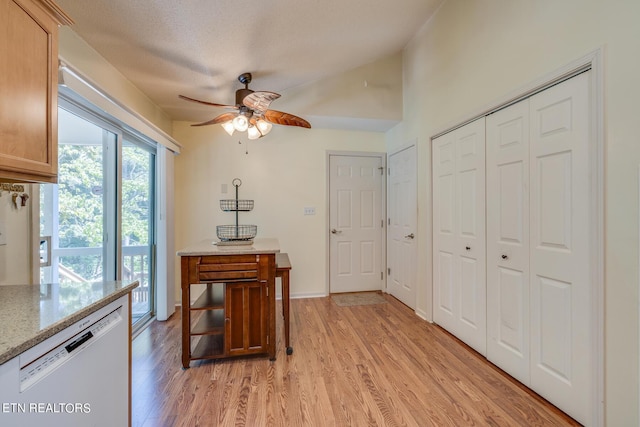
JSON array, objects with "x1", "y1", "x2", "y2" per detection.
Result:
[
  {"x1": 122, "y1": 139, "x2": 155, "y2": 326},
  {"x1": 40, "y1": 107, "x2": 115, "y2": 285}
]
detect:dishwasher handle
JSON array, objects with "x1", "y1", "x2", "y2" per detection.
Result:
[{"x1": 65, "y1": 331, "x2": 94, "y2": 354}]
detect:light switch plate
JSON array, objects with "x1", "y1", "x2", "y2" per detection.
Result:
[
  {"x1": 0, "y1": 220, "x2": 6, "y2": 245},
  {"x1": 303, "y1": 207, "x2": 316, "y2": 215}
]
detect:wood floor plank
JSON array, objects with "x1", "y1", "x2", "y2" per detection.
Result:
[{"x1": 132, "y1": 294, "x2": 580, "y2": 427}]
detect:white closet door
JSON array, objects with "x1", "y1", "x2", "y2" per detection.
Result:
[
  {"x1": 433, "y1": 118, "x2": 486, "y2": 355},
  {"x1": 486, "y1": 100, "x2": 531, "y2": 385},
  {"x1": 433, "y1": 131, "x2": 457, "y2": 333},
  {"x1": 529, "y1": 72, "x2": 591, "y2": 424}
]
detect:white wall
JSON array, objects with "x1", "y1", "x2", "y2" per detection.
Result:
[
  {"x1": 0, "y1": 185, "x2": 32, "y2": 285},
  {"x1": 388, "y1": 0, "x2": 640, "y2": 424},
  {"x1": 173, "y1": 123, "x2": 385, "y2": 300}
]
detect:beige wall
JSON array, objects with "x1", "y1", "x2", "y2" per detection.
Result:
[
  {"x1": 0, "y1": 186, "x2": 32, "y2": 285},
  {"x1": 59, "y1": 27, "x2": 174, "y2": 135},
  {"x1": 173, "y1": 122, "x2": 385, "y2": 300},
  {"x1": 388, "y1": 0, "x2": 640, "y2": 424}
]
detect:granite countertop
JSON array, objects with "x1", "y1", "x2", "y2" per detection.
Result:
[
  {"x1": 177, "y1": 237, "x2": 280, "y2": 256},
  {"x1": 0, "y1": 280, "x2": 138, "y2": 365}
]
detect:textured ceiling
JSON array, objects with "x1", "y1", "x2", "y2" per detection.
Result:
[{"x1": 56, "y1": 0, "x2": 443, "y2": 128}]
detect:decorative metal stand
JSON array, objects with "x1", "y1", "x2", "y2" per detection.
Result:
[{"x1": 216, "y1": 178, "x2": 257, "y2": 245}]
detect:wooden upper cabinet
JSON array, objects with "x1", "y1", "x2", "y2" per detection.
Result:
[{"x1": 0, "y1": 0, "x2": 72, "y2": 183}]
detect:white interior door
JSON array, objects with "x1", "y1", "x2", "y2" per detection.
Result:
[
  {"x1": 329, "y1": 154, "x2": 384, "y2": 293},
  {"x1": 528, "y1": 72, "x2": 591, "y2": 424},
  {"x1": 486, "y1": 100, "x2": 531, "y2": 385},
  {"x1": 432, "y1": 118, "x2": 486, "y2": 355},
  {"x1": 387, "y1": 145, "x2": 417, "y2": 308}
]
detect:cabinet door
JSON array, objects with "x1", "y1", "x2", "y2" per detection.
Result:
[
  {"x1": 0, "y1": 0, "x2": 60, "y2": 182},
  {"x1": 225, "y1": 281, "x2": 267, "y2": 356}
]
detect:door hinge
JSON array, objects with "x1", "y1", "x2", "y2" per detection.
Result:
[
  {"x1": 266, "y1": 287, "x2": 269, "y2": 297},
  {"x1": 267, "y1": 335, "x2": 269, "y2": 345},
  {"x1": 381, "y1": 219, "x2": 384, "y2": 228},
  {"x1": 388, "y1": 268, "x2": 391, "y2": 275},
  {"x1": 388, "y1": 168, "x2": 390, "y2": 175},
  {"x1": 381, "y1": 272, "x2": 383, "y2": 280},
  {"x1": 388, "y1": 218, "x2": 390, "y2": 225}
]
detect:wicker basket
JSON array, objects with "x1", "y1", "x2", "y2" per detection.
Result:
[
  {"x1": 220, "y1": 199, "x2": 254, "y2": 211},
  {"x1": 216, "y1": 224, "x2": 257, "y2": 241}
]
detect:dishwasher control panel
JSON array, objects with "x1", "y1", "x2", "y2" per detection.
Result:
[{"x1": 19, "y1": 308, "x2": 122, "y2": 392}]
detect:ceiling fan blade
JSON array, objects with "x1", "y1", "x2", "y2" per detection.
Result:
[
  {"x1": 264, "y1": 109, "x2": 311, "y2": 128},
  {"x1": 242, "y1": 91, "x2": 281, "y2": 112},
  {"x1": 179, "y1": 94, "x2": 237, "y2": 109},
  {"x1": 191, "y1": 112, "x2": 237, "y2": 127}
]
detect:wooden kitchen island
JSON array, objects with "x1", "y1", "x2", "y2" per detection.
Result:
[{"x1": 177, "y1": 238, "x2": 280, "y2": 368}]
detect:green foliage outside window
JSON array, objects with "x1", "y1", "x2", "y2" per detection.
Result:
[{"x1": 51, "y1": 143, "x2": 151, "y2": 283}]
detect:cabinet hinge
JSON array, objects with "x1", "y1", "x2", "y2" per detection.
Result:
[
  {"x1": 267, "y1": 335, "x2": 269, "y2": 345},
  {"x1": 266, "y1": 287, "x2": 269, "y2": 297}
]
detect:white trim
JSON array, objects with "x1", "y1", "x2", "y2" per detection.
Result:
[
  {"x1": 428, "y1": 47, "x2": 605, "y2": 427},
  {"x1": 589, "y1": 47, "x2": 606, "y2": 427},
  {"x1": 289, "y1": 292, "x2": 327, "y2": 299},
  {"x1": 30, "y1": 185, "x2": 40, "y2": 284},
  {"x1": 155, "y1": 148, "x2": 176, "y2": 321},
  {"x1": 325, "y1": 150, "x2": 387, "y2": 296},
  {"x1": 58, "y1": 62, "x2": 182, "y2": 153}
]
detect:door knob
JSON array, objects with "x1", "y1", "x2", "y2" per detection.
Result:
[
  {"x1": 465, "y1": 246, "x2": 471, "y2": 251},
  {"x1": 331, "y1": 228, "x2": 342, "y2": 234},
  {"x1": 501, "y1": 254, "x2": 509, "y2": 260},
  {"x1": 404, "y1": 233, "x2": 415, "y2": 239}
]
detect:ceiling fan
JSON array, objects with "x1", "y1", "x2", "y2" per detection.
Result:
[{"x1": 179, "y1": 72, "x2": 311, "y2": 139}]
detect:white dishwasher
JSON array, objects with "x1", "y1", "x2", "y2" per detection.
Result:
[{"x1": 0, "y1": 295, "x2": 129, "y2": 427}]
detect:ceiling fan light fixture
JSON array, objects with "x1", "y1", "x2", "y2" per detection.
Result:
[
  {"x1": 247, "y1": 125, "x2": 262, "y2": 140},
  {"x1": 180, "y1": 72, "x2": 311, "y2": 138},
  {"x1": 256, "y1": 119, "x2": 272, "y2": 135},
  {"x1": 221, "y1": 120, "x2": 235, "y2": 136},
  {"x1": 232, "y1": 114, "x2": 249, "y2": 132}
]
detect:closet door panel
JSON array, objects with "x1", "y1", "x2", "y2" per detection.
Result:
[
  {"x1": 529, "y1": 72, "x2": 590, "y2": 425},
  {"x1": 486, "y1": 100, "x2": 530, "y2": 384},
  {"x1": 432, "y1": 132, "x2": 458, "y2": 332},
  {"x1": 453, "y1": 118, "x2": 486, "y2": 355}
]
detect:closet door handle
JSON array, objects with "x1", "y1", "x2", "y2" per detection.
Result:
[
  {"x1": 331, "y1": 228, "x2": 342, "y2": 234},
  {"x1": 465, "y1": 246, "x2": 471, "y2": 251},
  {"x1": 404, "y1": 233, "x2": 415, "y2": 239},
  {"x1": 501, "y1": 254, "x2": 509, "y2": 260}
]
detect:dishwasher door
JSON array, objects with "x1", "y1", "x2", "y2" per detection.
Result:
[{"x1": 0, "y1": 296, "x2": 129, "y2": 427}]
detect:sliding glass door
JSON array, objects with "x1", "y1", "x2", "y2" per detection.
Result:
[{"x1": 40, "y1": 98, "x2": 157, "y2": 329}]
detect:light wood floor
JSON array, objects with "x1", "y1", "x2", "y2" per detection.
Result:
[{"x1": 131, "y1": 294, "x2": 580, "y2": 426}]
